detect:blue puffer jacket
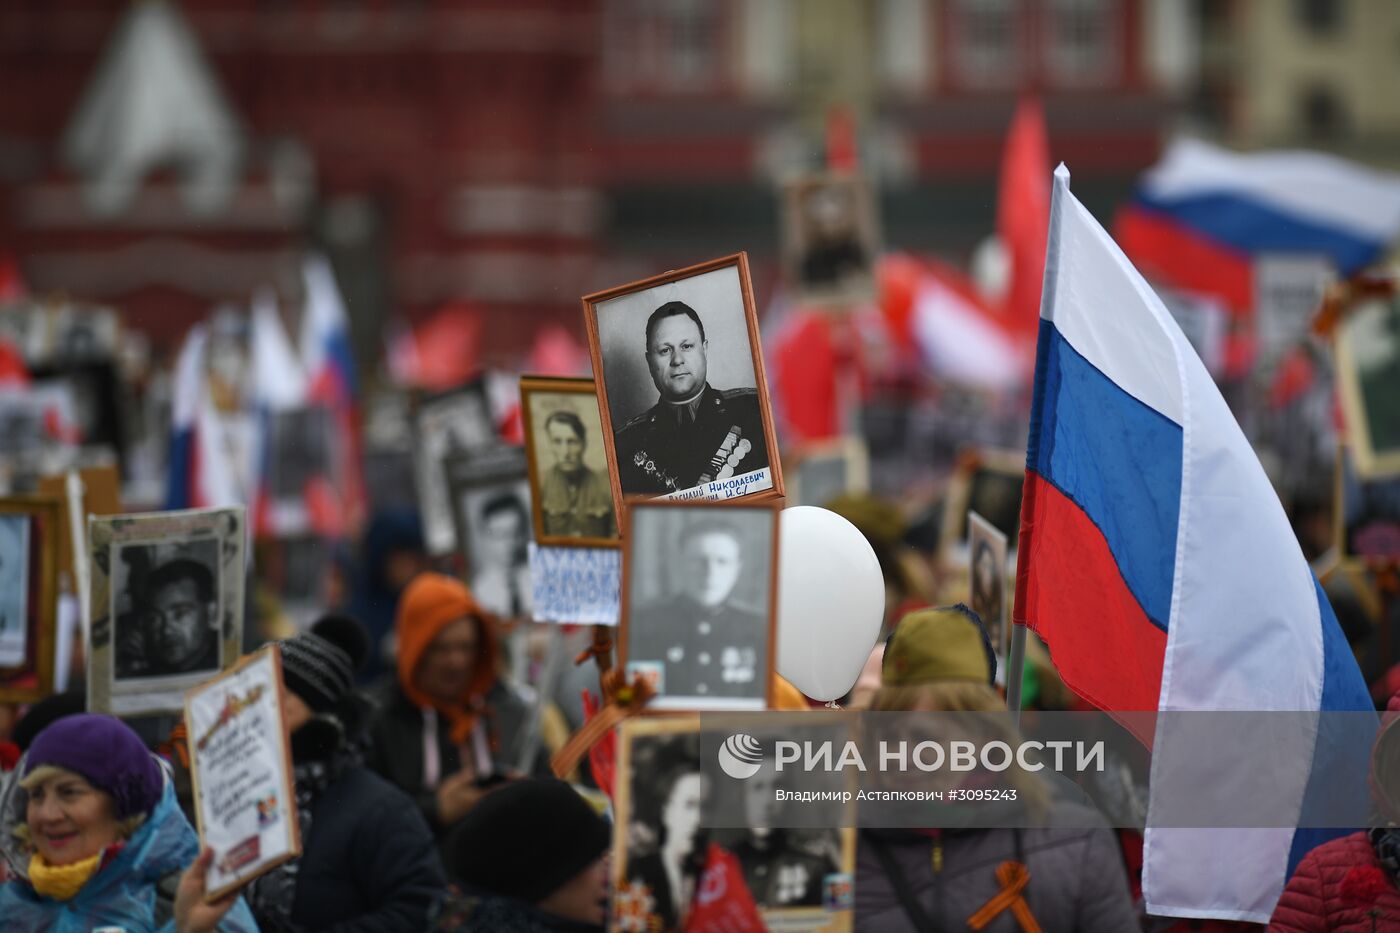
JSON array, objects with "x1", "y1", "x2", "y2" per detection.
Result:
[{"x1": 0, "y1": 778, "x2": 259, "y2": 932}]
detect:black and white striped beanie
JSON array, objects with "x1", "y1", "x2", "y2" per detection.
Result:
[{"x1": 281, "y1": 615, "x2": 370, "y2": 713}]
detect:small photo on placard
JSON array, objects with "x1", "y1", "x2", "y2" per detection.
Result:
[
  {"x1": 781, "y1": 173, "x2": 879, "y2": 308},
  {"x1": 185, "y1": 645, "x2": 300, "y2": 900},
  {"x1": 967, "y1": 510, "x2": 1010, "y2": 664},
  {"x1": 412, "y1": 379, "x2": 498, "y2": 555},
  {"x1": 445, "y1": 448, "x2": 533, "y2": 621}
]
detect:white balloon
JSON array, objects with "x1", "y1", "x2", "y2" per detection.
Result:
[{"x1": 776, "y1": 506, "x2": 886, "y2": 701}]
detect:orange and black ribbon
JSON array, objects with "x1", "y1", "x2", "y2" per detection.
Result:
[
  {"x1": 967, "y1": 861, "x2": 1041, "y2": 933},
  {"x1": 551, "y1": 668, "x2": 655, "y2": 780}
]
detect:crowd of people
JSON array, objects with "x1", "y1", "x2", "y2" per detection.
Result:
[{"x1": 0, "y1": 490, "x2": 1396, "y2": 932}]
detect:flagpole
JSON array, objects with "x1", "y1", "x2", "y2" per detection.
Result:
[{"x1": 1005, "y1": 622, "x2": 1026, "y2": 727}]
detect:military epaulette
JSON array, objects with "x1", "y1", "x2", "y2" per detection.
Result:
[
  {"x1": 718, "y1": 386, "x2": 758, "y2": 400},
  {"x1": 618, "y1": 407, "x2": 656, "y2": 431}
]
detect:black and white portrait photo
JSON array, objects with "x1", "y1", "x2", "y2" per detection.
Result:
[
  {"x1": 615, "y1": 718, "x2": 856, "y2": 932},
  {"x1": 446, "y1": 450, "x2": 533, "y2": 620},
  {"x1": 89, "y1": 506, "x2": 246, "y2": 716},
  {"x1": 616, "y1": 725, "x2": 708, "y2": 933},
  {"x1": 584, "y1": 254, "x2": 782, "y2": 504},
  {"x1": 0, "y1": 512, "x2": 31, "y2": 667},
  {"x1": 622, "y1": 501, "x2": 777, "y2": 711},
  {"x1": 263, "y1": 405, "x2": 334, "y2": 535},
  {"x1": 112, "y1": 538, "x2": 222, "y2": 681},
  {"x1": 413, "y1": 380, "x2": 498, "y2": 555},
  {"x1": 520, "y1": 376, "x2": 618, "y2": 548},
  {"x1": 967, "y1": 510, "x2": 1009, "y2": 662},
  {"x1": 783, "y1": 173, "x2": 878, "y2": 307}
]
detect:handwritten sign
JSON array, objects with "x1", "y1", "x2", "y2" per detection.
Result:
[
  {"x1": 530, "y1": 544, "x2": 620, "y2": 625},
  {"x1": 661, "y1": 467, "x2": 772, "y2": 503},
  {"x1": 184, "y1": 645, "x2": 299, "y2": 901}
]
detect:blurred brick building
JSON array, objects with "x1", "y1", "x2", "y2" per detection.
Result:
[{"x1": 0, "y1": 0, "x2": 1192, "y2": 367}]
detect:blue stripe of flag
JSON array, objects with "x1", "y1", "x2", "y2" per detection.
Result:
[{"x1": 1029, "y1": 319, "x2": 1183, "y2": 631}]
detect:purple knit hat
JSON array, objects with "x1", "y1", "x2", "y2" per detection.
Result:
[{"x1": 23, "y1": 713, "x2": 162, "y2": 819}]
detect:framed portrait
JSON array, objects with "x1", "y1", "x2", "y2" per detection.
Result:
[
  {"x1": 613, "y1": 716, "x2": 855, "y2": 933},
  {"x1": 1335, "y1": 444, "x2": 1400, "y2": 564},
  {"x1": 967, "y1": 510, "x2": 1010, "y2": 664},
  {"x1": 0, "y1": 496, "x2": 61, "y2": 704},
  {"x1": 582, "y1": 253, "x2": 784, "y2": 510},
  {"x1": 444, "y1": 448, "x2": 534, "y2": 620},
  {"x1": 1336, "y1": 293, "x2": 1400, "y2": 479},
  {"x1": 88, "y1": 506, "x2": 246, "y2": 716},
  {"x1": 787, "y1": 437, "x2": 870, "y2": 508},
  {"x1": 519, "y1": 376, "x2": 619, "y2": 549},
  {"x1": 620, "y1": 499, "x2": 779, "y2": 712},
  {"x1": 781, "y1": 172, "x2": 879, "y2": 308},
  {"x1": 412, "y1": 379, "x2": 498, "y2": 555},
  {"x1": 260, "y1": 405, "x2": 335, "y2": 537},
  {"x1": 939, "y1": 448, "x2": 1025, "y2": 563}
]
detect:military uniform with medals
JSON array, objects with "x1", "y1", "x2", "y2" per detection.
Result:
[
  {"x1": 614, "y1": 383, "x2": 769, "y2": 495},
  {"x1": 628, "y1": 596, "x2": 765, "y2": 699},
  {"x1": 538, "y1": 464, "x2": 616, "y2": 538},
  {"x1": 728, "y1": 830, "x2": 837, "y2": 909}
]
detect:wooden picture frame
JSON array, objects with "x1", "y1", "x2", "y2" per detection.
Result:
[
  {"x1": 519, "y1": 375, "x2": 620, "y2": 549},
  {"x1": 581, "y1": 253, "x2": 785, "y2": 517},
  {"x1": 619, "y1": 497, "x2": 780, "y2": 712},
  {"x1": 1335, "y1": 292, "x2": 1400, "y2": 479},
  {"x1": 184, "y1": 644, "x2": 301, "y2": 901},
  {"x1": 88, "y1": 507, "x2": 246, "y2": 716},
  {"x1": 0, "y1": 495, "x2": 61, "y2": 704},
  {"x1": 939, "y1": 447, "x2": 1025, "y2": 564},
  {"x1": 612, "y1": 715, "x2": 856, "y2": 932},
  {"x1": 781, "y1": 172, "x2": 880, "y2": 309},
  {"x1": 411, "y1": 378, "x2": 499, "y2": 555},
  {"x1": 786, "y1": 436, "x2": 870, "y2": 508}
]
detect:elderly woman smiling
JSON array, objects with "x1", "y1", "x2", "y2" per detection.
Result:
[{"x1": 0, "y1": 713, "x2": 257, "y2": 932}]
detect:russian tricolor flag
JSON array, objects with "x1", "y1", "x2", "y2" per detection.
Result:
[
  {"x1": 1016, "y1": 166, "x2": 1374, "y2": 921},
  {"x1": 165, "y1": 323, "x2": 248, "y2": 511},
  {"x1": 1116, "y1": 138, "x2": 1400, "y2": 314},
  {"x1": 300, "y1": 256, "x2": 365, "y2": 536}
]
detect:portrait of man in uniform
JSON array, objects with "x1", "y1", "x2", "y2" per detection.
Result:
[
  {"x1": 520, "y1": 377, "x2": 619, "y2": 547},
  {"x1": 584, "y1": 255, "x2": 783, "y2": 505},
  {"x1": 622, "y1": 502, "x2": 778, "y2": 710}
]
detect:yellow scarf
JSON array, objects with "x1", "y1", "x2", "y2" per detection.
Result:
[{"x1": 28, "y1": 850, "x2": 104, "y2": 901}]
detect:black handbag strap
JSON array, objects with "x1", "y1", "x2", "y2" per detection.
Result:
[{"x1": 862, "y1": 831, "x2": 936, "y2": 931}]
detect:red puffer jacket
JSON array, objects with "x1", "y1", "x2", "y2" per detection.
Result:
[{"x1": 1269, "y1": 832, "x2": 1400, "y2": 931}]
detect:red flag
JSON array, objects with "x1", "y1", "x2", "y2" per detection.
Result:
[
  {"x1": 0, "y1": 341, "x2": 28, "y2": 387},
  {"x1": 996, "y1": 97, "x2": 1051, "y2": 337},
  {"x1": 580, "y1": 690, "x2": 615, "y2": 799},
  {"x1": 771, "y1": 311, "x2": 838, "y2": 442},
  {"x1": 682, "y1": 843, "x2": 767, "y2": 933}
]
